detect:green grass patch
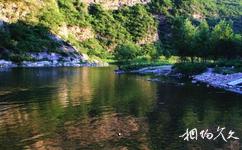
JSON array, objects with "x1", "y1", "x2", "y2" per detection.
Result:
[{"x1": 116, "y1": 56, "x2": 178, "y2": 71}]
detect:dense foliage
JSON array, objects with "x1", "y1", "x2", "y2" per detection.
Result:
[
  {"x1": 113, "y1": 4, "x2": 157, "y2": 42},
  {"x1": 114, "y1": 43, "x2": 141, "y2": 61},
  {"x1": 173, "y1": 62, "x2": 207, "y2": 75},
  {"x1": 0, "y1": 0, "x2": 241, "y2": 63},
  {"x1": 0, "y1": 21, "x2": 59, "y2": 53},
  {"x1": 173, "y1": 18, "x2": 242, "y2": 61}
]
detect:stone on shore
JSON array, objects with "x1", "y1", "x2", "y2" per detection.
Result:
[
  {"x1": 194, "y1": 72, "x2": 242, "y2": 94},
  {"x1": 0, "y1": 60, "x2": 17, "y2": 68},
  {"x1": 0, "y1": 52, "x2": 108, "y2": 68},
  {"x1": 131, "y1": 65, "x2": 172, "y2": 75},
  {"x1": 228, "y1": 78, "x2": 242, "y2": 86}
]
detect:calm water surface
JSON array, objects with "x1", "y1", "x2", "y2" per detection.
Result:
[{"x1": 0, "y1": 67, "x2": 242, "y2": 150}]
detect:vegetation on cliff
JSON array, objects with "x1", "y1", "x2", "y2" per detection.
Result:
[{"x1": 0, "y1": 0, "x2": 241, "y2": 65}]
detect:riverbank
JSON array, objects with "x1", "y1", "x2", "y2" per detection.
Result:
[
  {"x1": 194, "y1": 71, "x2": 242, "y2": 94},
  {"x1": 116, "y1": 65, "x2": 173, "y2": 75},
  {"x1": 116, "y1": 64, "x2": 242, "y2": 94},
  {"x1": 0, "y1": 52, "x2": 108, "y2": 68}
]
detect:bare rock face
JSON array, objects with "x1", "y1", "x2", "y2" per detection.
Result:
[
  {"x1": 69, "y1": 26, "x2": 94, "y2": 42},
  {"x1": 192, "y1": 13, "x2": 204, "y2": 20},
  {"x1": 0, "y1": 1, "x2": 43, "y2": 23},
  {"x1": 82, "y1": 0, "x2": 151, "y2": 10},
  {"x1": 59, "y1": 25, "x2": 95, "y2": 42},
  {"x1": 137, "y1": 29, "x2": 159, "y2": 45}
]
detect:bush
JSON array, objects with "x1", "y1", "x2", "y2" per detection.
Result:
[
  {"x1": 141, "y1": 44, "x2": 159, "y2": 59},
  {"x1": 113, "y1": 4, "x2": 157, "y2": 42},
  {"x1": 39, "y1": 8, "x2": 64, "y2": 30},
  {"x1": 215, "y1": 59, "x2": 242, "y2": 68},
  {"x1": 1, "y1": 21, "x2": 60, "y2": 53},
  {"x1": 173, "y1": 62, "x2": 207, "y2": 75},
  {"x1": 0, "y1": 30, "x2": 13, "y2": 50},
  {"x1": 57, "y1": 0, "x2": 89, "y2": 27},
  {"x1": 81, "y1": 39, "x2": 110, "y2": 59},
  {"x1": 8, "y1": 54, "x2": 35, "y2": 63},
  {"x1": 88, "y1": 4, "x2": 131, "y2": 45},
  {"x1": 114, "y1": 43, "x2": 141, "y2": 61}
]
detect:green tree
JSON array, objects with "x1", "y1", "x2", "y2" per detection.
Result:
[
  {"x1": 141, "y1": 43, "x2": 159, "y2": 59},
  {"x1": 113, "y1": 4, "x2": 157, "y2": 42},
  {"x1": 235, "y1": 34, "x2": 242, "y2": 57},
  {"x1": 149, "y1": 0, "x2": 173, "y2": 14},
  {"x1": 173, "y1": 18, "x2": 197, "y2": 62},
  {"x1": 114, "y1": 42, "x2": 141, "y2": 61},
  {"x1": 81, "y1": 39, "x2": 109, "y2": 59},
  {"x1": 39, "y1": 8, "x2": 64, "y2": 31},
  {"x1": 195, "y1": 20, "x2": 211, "y2": 60},
  {"x1": 57, "y1": 0, "x2": 88, "y2": 27},
  {"x1": 211, "y1": 20, "x2": 236, "y2": 59},
  {"x1": 88, "y1": 4, "x2": 131, "y2": 45}
]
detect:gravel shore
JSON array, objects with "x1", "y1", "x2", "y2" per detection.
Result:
[{"x1": 194, "y1": 72, "x2": 242, "y2": 94}]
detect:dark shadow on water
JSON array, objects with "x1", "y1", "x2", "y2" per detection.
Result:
[{"x1": 148, "y1": 82, "x2": 242, "y2": 150}]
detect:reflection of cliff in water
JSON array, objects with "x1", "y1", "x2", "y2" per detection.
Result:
[
  {"x1": 0, "y1": 67, "x2": 156, "y2": 149},
  {"x1": 25, "y1": 113, "x2": 149, "y2": 150},
  {"x1": 1, "y1": 67, "x2": 242, "y2": 149}
]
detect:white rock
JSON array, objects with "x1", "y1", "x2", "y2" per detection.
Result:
[
  {"x1": 0, "y1": 59, "x2": 17, "y2": 68},
  {"x1": 227, "y1": 78, "x2": 242, "y2": 86},
  {"x1": 192, "y1": 80, "x2": 197, "y2": 84},
  {"x1": 0, "y1": 20, "x2": 4, "y2": 28},
  {"x1": 80, "y1": 53, "x2": 89, "y2": 61}
]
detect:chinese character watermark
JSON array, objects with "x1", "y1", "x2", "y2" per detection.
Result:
[{"x1": 179, "y1": 126, "x2": 239, "y2": 142}]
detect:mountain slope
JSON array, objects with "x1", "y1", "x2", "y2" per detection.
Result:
[{"x1": 0, "y1": 0, "x2": 241, "y2": 63}]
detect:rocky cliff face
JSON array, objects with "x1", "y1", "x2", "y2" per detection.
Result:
[
  {"x1": 0, "y1": 0, "x2": 109, "y2": 67},
  {"x1": 137, "y1": 29, "x2": 159, "y2": 45},
  {"x1": 82, "y1": 0, "x2": 150, "y2": 9},
  {"x1": 0, "y1": 0, "x2": 157, "y2": 47},
  {"x1": 0, "y1": 0, "x2": 45, "y2": 23},
  {"x1": 58, "y1": 25, "x2": 95, "y2": 42},
  {"x1": 0, "y1": 0, "x2": 158, "y2": 67}
]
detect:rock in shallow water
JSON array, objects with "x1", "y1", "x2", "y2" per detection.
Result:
[{"x1": 0, "y1": 59, "x2": 17, "y2": 68}]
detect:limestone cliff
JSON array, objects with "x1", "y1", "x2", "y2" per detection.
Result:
[
  {"x1": 82, "y1": 0, "x2": 150, "y2": 9},
  {"x1": 0, "y1": 0, "x2": 160, "y2": 66}
]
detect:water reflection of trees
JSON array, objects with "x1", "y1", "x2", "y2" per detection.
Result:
[
  {"x1": 147, "y1": 83, "x2": 242, "y2": 150},
  {"x1": 0, "y1": 67, "x2": 156, "y2": 149},
  {"x1": 1, "y1": 68, "x2": 242, "y2": 149}
]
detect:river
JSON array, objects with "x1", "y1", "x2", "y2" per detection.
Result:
[{"x1": 0, "y1": 66, "x2": 242, "y2": 149}]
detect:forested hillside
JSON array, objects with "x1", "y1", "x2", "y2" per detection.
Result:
[{"x1": 0, "y1": 0, "x2": 241, "y2": 62}]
